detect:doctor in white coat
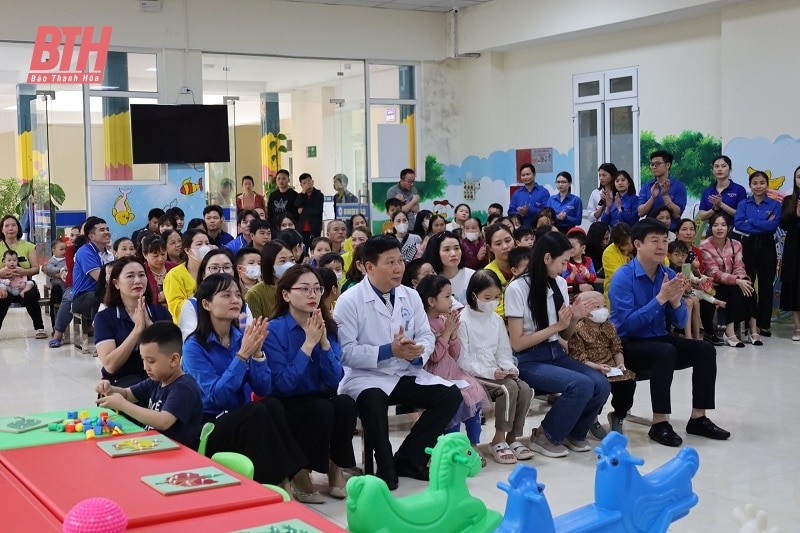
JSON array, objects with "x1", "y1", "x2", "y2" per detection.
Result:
[{"x1": 334, "y1": 235, "x2": 462, "y2": 490}]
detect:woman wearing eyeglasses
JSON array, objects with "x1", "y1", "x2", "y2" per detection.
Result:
[
  {"x1": 264, "y1": 264, "x2": 356, "y2": 502},
  {"x1": 178, "y1": 248, "x2": 252, "y2": 340}
]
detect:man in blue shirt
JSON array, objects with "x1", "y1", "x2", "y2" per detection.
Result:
[
  {"x1": 72, "y1": 217, "x2": 114, "y2": 321},
  {"x1": 203, "y1": 205, "x2": 234, "y2": 247},
  {"x1": 508, "y1": 163, "x2": 550, "y2": 227},
  {"x1": 637, "y1": 150, "x2": 687, "y2": 230},
  {"x1": 226, "y1": 209, "x2": 258, "y2": 255},
  {"x1": 609, "y1": 218, "x2": 730, "y2": 447}
]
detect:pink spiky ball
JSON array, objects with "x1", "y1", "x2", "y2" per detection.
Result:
[{"x1": 62, "y1": 498, "x2": 127, "y2": 533}]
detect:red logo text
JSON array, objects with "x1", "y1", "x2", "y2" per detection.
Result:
[{"x1": 28, "y1": 26, "x2": 112, "y2": 84}]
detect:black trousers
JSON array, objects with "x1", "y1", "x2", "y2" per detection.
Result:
[
  {"x1": 742, "y1": 234, "x2": 778, "y2": 330},
  {"x1": 279, "y1": 391, "x2": 357, "y2": 473},
  {"x1": 0, "y1": 280, "x2": 44, "y2": 330},
  {"x1": 72, "y1": 291, "x2": 100, "y2": 334},
  {"x1": 205, "y1": 397, "x2": 309, "y2": 485},
  {"x1": 621, "y1": 336, "x2": 716, "y2": 415},
  {"x1": 48, "y1": 283, "x2": 64, "y2": 329},
  {"x1": 700, "y1": 283, "x2": 748, "y2": 332},
  {"x1": 610, "y1": 379, "x2": 637, "y2": 419},
  {"x1": 356, "y1": 377, "x2": 462, "y2": 471}
]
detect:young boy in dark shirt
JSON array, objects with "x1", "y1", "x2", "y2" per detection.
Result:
[{"x1": 96, "y1": 321, "x2": 203, "y2": 449}]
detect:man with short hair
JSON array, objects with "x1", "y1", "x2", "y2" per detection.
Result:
[
  {"x1": 72, "y1": 217, "x2": 114, "y2": 326},
  {"x1": 488, "y1": 203, "x2": 504, "y2": 218},
  {"x1": 333, "y1": 173, "x2": 359, "y2": 213},
  {"x1": 132, "y1": 208, "x2": 164, "y2": 247},
  {"x1": 333, "y1": 235, "x2": 462, "y2": 490},
  {"x1": 226, "y1": 209, "x2": 258, "y2": 254},
  {"x1": 326, "y1": 219, "x2": 347, "y2": 255},
  {"x1": 609, "y1": 218, "x2": 729, "y2": 447},
  {"x1": 236, "y1": 175, "x2": 266, "y2": 211},
  {"x1": 637, "y1": 150, "x2": 687, "y2": 229},
  {"x1": 203, "y1": 205, "x2": 233, "y2": 247},
  {"x1": 268, "y1": 169, "x2": 298, "y2": 232},
  {"x1": 386, "y1": 169, "x2": 420, "y2": 228},
  {"x1": 508, "y1": 164, "x2": 549, "y2": 227},
  {"x1": 249, "y1": 219, "x2": 272, "y2": 252},
  {"x1": 295, "y1": 173, "x2": 324, "y2": 248}
]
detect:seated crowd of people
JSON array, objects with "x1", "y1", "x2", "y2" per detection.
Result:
[{"x1": 0, "y1": 155, "x2": 798, "y2": 501}]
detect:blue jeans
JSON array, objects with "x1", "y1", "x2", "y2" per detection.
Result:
[
  {"x1": 54, "y1": 286, "x2": 73, "y2": 334},
  {"x1": 516, "y1": 341, "x2": 610, "y2": 443}
]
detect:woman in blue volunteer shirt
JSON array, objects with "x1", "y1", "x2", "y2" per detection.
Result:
[
  {"x1": 266, "y1": 264, "x2": 356, "y2": 501},
  {"x1": 600, "y1": 170, "x2": 640, "y2": 228},
  {"x1": 94, "y1": 256, "x2": 172, "y2": 388},
  {"x1": 734, "y1": 170, "x2": 781, "y2": 341},
  {"x1": 547, "y1": 172, "x2": 583, "y2": 233},
  {"x1": 698, "y1": 156, "x2": 747, "y2": 228},
  {"x1": 182, "y1": 274, "x2": 311, "y2": 492}
]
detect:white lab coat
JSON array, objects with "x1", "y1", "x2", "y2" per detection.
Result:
[{"x1": 333, "y1": 277, "x2": 450, "y2": 399}]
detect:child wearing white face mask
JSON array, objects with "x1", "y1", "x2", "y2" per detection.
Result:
[
  {"x1": 457, "y1": 270, "x2": 534, "y2": 464},
  {"x1": 568, "y1": 291, "x2": 635, "y2": 436}
]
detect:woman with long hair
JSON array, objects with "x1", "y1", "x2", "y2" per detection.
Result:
[
  {"x1": 584, "y1": 222, "x2": 610, "y2": 281},
  {"x1": 600, "y1": 170, "x2": 639, "y2": 227},
  {"x1": 547, "y1": 171, "x2": 583, "y2": 233},
  {"x1": 601, "y1": 223, "x2": 634, "y2": 302},
  {"x1": 265, "y1": 264, "x2": 357, "y2": 501},
  {"x1": 246, "y1": 240, "x2": 295, "y2": 320},
  {"x1": 181, "y1": 274, "x2": 309, "y2": 490},
  {"x1": 483, "y1": 223, "x2": 517, "y2": 318},
  {"x1": 94, "y1": 256, "x2": 171, "y2": 387},
  {"x1": 343, "y1": 213, "x2": 369, "y2": 254},
  {"x1": 588, "y1": 163, "x2": 618, "y2": 223},
  {"x1": 504, "y1": 232, "x2": 609, "y2": 457},
  {"x1": 446, "y1": 203, "x2": 471, "y2": 234},
  {"x1": 161, "y1": 229, "x2": 184, "y2": 264},
  {"x1": 734, "y1": 170, "x2": 781, "y2": 341},
  {"x1": 391, "y1": 210, "x2": 422, "y2": 263},
  {"x1": 163, "y1": 229, "x2": 210, "y2": 323},
  {"x1": 779, "y1": 165, "x2": 800, "y2": 340},
  {"x1": 341, "y1": 245, "x2": 365, "y2": 293},
  {"x1": 422, "y1": 230, "x2": 474, "y2": 306},
  {"x1": 411, "y1": 209, "x2": 434, "y2": 239},
  {"x1": 0, "y1": 214, "x2": 46, "y2": 337},
  {"x1": 342, "y1": 226, "x2": 370, "y2": 279}
]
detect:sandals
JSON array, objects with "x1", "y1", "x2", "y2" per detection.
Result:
[
  {"x1": 471, "y1": 445, "x2": 487, "y2": 468},
  {"x1": 35, "y1": 329, "x2": 47, "y2": 339},
  {"x1": 490, "y1": 442, "x2": 517, "y2": 464},
  {"x1": 748, "y1": 333, "x2": 763, "y2": 346},
  {"x1": 48, "y1": 338, "x2": 62, "y2": 348},
  {"x1": 509, "y1": 441, "x2": 535, "y2": 460}
]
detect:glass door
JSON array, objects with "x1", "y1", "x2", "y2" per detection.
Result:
[
  {"x1": 207, "y1": 98, "x2": 238, "y2": 208},
  {"x1": 333, "y1": 98, "x2": 367, "y2": 204},
  {"x1": 28, "y1": 92, "x2": 54, "y2": 247},
  {"x1": 573, "y1": 102, "x2": 602, "y2": 205},
  {"x1": 605, "y1": 98, "x2": 639, "y2": 186}
]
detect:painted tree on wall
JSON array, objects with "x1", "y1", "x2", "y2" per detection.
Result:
[
  {"x1": 640, "y1": 130, "x2": 722, "y2": 198},
  {"x1": 371, "y1": 155, "x2": 448, "y2": 212}
]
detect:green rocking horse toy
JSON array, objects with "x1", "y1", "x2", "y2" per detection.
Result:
[{"x1": 346, "y1": 433, "x2": 502, "y2": 533}]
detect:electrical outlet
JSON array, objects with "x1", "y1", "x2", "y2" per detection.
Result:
[{"x1": 180, "y1": 87, "x2": 191, "y2": 94}]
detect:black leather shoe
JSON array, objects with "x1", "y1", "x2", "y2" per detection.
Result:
[
  {"x1": 376, "y1": 468, "x2": 399, "y2": 491},
  {"x1": 395, "y1": 458, "x2": 429, "y2": 481},
  {"x1": 703, "y1": 334, "x2": 724, "y2": 346},
  {"x1": 686, "y1": 416, "x2": 731, "y2": 440},
  {"x1": 648, "y1": 421, "x2": 683, "y2": 447},
  {"x1": 760, "y1": 329, "x2": 772, "y2": 338}
]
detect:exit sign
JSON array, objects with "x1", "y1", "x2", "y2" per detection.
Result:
[{"x1": 307, "y1": 146, "x2": 317, "y2": 158}]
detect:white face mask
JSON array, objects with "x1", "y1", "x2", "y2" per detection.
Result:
[
  {"x1": 244, "y1": 265, "x2": 261, "y2": 280},
  {"x1": 476, "y1": 299, "x2": 500, "y2": 314},
  {"x1": 395, "y1": 223, "x2": 409, "y2": 234},
  {"x1": 193, "y1": 245, "x2": 211, "y2": 261},
  {"x1": 588, "y1": 308, "x2": 610, "y2": 323},
  {"x1": 335, "y1": 271, "x2": 343, "y2": 281},
  {"x1": 274, "y1": 261, "x2": 295, "y2": 279},
  {"x1": 465, "y1": 232, "x2": 480, "y2": 242}
]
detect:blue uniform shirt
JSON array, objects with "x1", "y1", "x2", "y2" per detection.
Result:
[
  {"x1": 734, "y1": 195, "x2": 781, "y2": 235},
  {"x1": 264, "y1": 313, "x2": 344, "y2": 397},
  {"x1": 182, "y1": 326, "x2": 272, "y2": 415},
  {"x1": 600, "y1": 193, "x2": 641, "y2": 227},
  {"x1": 699, "y1": 181, "x2": 748, "y2": 215},
  {"x1": 225, "y1": 234, "x2": 250, "y2": 254},
  {"x1": 609, "y1": 258, "x2": 688, "y2": 338},
  {"x1": 638, "y1": 176, "x2": 687, "y2": 230},
  {"x1": 73, "y1": 242, "x2": 112, "y2": 298},
  {"x1": 547, "y1": 193, "x2": 583, "y2": 231},
  {"x1": 509, "y1": 184, "x2": 551, "y2": 227}
]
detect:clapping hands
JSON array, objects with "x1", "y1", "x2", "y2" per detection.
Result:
[{"x1": 391, "y1": 325, "x2": 425, "y2": 361}]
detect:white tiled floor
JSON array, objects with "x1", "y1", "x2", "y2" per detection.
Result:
[{"x1": 2, "y1": 307, "x2": 799, "y2": 531}]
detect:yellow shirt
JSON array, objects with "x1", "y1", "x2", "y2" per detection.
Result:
[
  {"x1": 484, "y1": 260, "x2": 510, "y2": 319},
  {"x1": 343, "y1": 236, "x2": 354, "y2": 254},
  {"x1": 163, "y1": 263, "x2": 196, "y2": 324},
  {"x1": 245, "y1": 281, "x2": 277, "y2": 320}
]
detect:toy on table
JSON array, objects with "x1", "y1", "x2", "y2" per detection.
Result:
[
  {"x1": 141, "y1": 466, "x2": 241, "y2": 495},
  {"x1": 62, "y1": 497, "x2": 127, "y2": 533},
  {"x1": 97, "y1": 435, "x2": 180, "y2": 457},
  {"x1": 495, "y1": 432, "x2": 700, "y2": 533},
  {"x1": 346, "y1": 433, "x2": 502, "y2": 533},
  {"x1": 47, "y1": 411, "x2": 124, "y2": 439},
  {"x1": 0, "y1": 416, "x2": 54, "y2": 433}
]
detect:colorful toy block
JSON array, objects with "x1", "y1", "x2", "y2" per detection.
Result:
[{"x1": 85, "y1": 429, "x2": 96, "y2": 439}]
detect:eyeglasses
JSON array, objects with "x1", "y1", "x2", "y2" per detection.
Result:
[
  {"x1": 649, "y1": 161, "x2": 666, "y2": 168},
  {"x1": 206, "y1": 265, "x2": 234, "y2": 273},
  {"x1": 290, "y1": 285, "x2": 324, "y2": 296}
]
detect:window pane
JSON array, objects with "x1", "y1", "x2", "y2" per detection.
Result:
[
  {"x1": 89, "y1": 96, "x2": 160, "y2": 180},
  {"x1": 609, "y1": 105, "x2": 633, "y2": 175},
  {"x1": 369, "y1": 64, "x2": 415, "y2": 99},
  {"x1": 578, "y1": 81, "x2": 600, "y2": 98},
  {"x1": 578, "y1": 108, "x2": 599, "y2": 204},
  {"x1": 370, "y1": 104, "x2": 415, "y2": 180},
  {"x1": 90, "y1": 52, "x2": 158, "y2": 93},
  {"x1": 609, "y1": 76, "x2": 633, "y2": 94}
]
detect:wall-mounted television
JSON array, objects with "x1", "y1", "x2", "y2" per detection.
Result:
[{"x1": 130, "y1": 104, "x2": 230, "y2": 164}]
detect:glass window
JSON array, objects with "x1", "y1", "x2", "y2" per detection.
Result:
[
  {"x1": 577, "y1": 107, "x2": 600, "y2": 205},
  {"x1": 369, "y1": 104, "x2": 415, "y2": 181},
  {"x1": 89, "y1": 52, "x2": 158, "y2": 93},
  {"x1": 578, "y1": 80, "x2": 600, "y2": 98},
  {"x1": 608, "y1": 104, "x2": 634, "y2": 175},
  {"x1": 609, "y1": 76, "x2": 633, "y2": 94},
  {"x1": 369, "y1": 64, "x2": 415, "y2": 100}
]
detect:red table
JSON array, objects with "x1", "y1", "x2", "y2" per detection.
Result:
[
  {"x1": 127, "y1": 501, "x2": 347, "y2": 532},
  {"x1": 0, "y1": 431, "x2": 284, "y2": 529},
  {"x1": 0, "y1": 464, "x2": 61, "y2": 532}
]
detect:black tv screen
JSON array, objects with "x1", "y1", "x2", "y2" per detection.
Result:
[{"x1": 130, "y1": 104, "x2": 230, "y2": 164}]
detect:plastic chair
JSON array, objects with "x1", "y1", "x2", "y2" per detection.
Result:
[
  {"x1": 212, "y1": 451, "x2": 255, "y2": 479},
  {"x1": 197, "y1": 422, "x2": 215, "y2": 456}
]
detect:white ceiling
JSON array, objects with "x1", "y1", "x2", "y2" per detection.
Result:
[{"x1": 277, "y1": 0, "x2": 491, "y2": 12}]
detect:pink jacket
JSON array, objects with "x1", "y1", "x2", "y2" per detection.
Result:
[{"x1": 699, "y1": 237, "x2": 748, "y2": 286}]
